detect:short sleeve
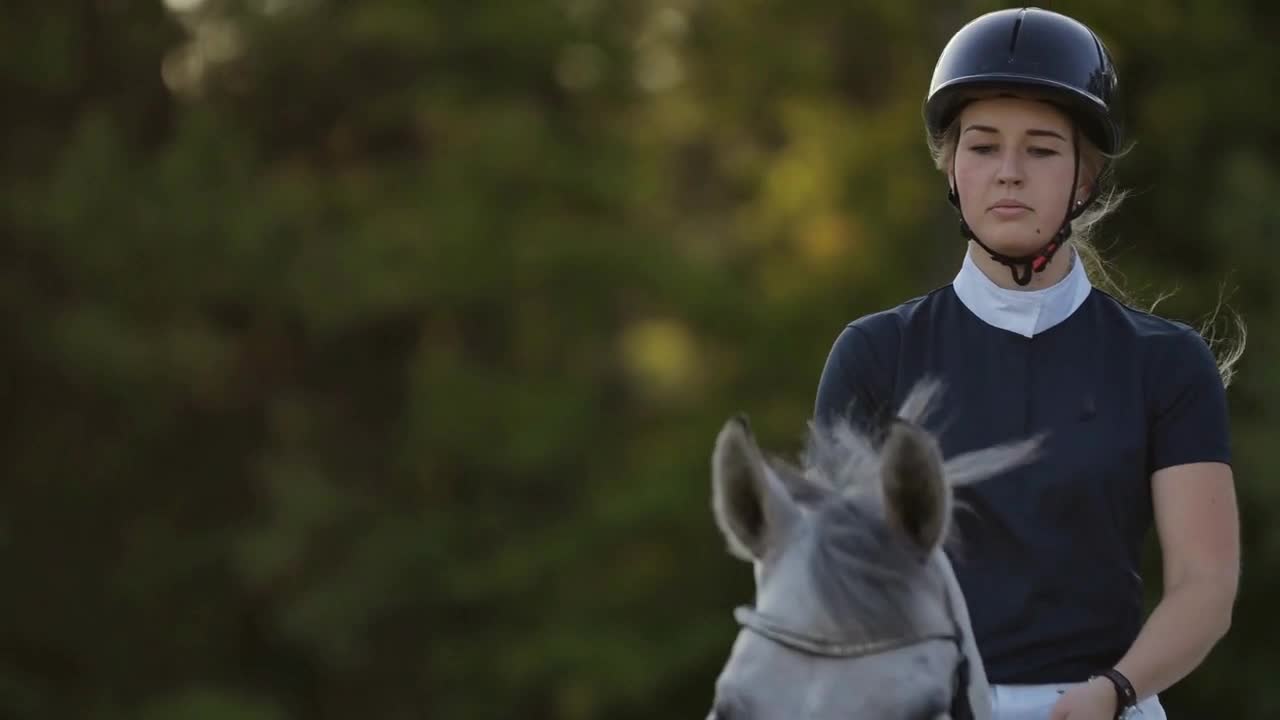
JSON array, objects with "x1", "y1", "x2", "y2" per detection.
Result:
[
  {"x1": 1147, "y1": 328, "x2": 1232, "y2": 473},
  {"x1": 814, "y1": 321, "x2": 898, "y2": 434}
]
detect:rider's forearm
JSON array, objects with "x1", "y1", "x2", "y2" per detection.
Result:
[{"x1": 1112, "y1": 571, "x2": 1236, "y2": 701}]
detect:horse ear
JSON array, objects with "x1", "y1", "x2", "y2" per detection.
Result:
[
  {"x1": 711, "y1": 415, "x2": 800, "y2": 562},
  {"x1": 879, "y1": 420, "x2": 949, "y2": 555}
]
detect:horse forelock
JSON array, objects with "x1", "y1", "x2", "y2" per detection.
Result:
[{"x1": 802, "y1": 496, "x2": 946, "y2": 642}]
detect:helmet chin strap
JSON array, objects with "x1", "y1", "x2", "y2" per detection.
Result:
[{"x1": 949, "y1": 125, "x2": 1097, "y2": 286}]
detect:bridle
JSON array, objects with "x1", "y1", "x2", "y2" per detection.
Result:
[{"x1": 732, "y1": 605, "x2": 976, "y2": 720}]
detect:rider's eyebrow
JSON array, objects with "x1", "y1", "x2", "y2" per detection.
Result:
[
  {"x1": 962, "y1": 124, "x2": 1067, "y2": 142},
  {"x1": 1026, "y1": 128, "x2": 1068, "y2": 141}
]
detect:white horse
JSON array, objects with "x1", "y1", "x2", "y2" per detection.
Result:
[{"x1": 707, "y1": 380, "x2": 1041, "y2": 719}]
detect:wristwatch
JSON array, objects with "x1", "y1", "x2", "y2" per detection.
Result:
[{"x1": 1090, "y1": 668, "x2": 1138, "y2": 719}]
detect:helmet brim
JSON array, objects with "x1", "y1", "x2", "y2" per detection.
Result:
[{"x1": 925, "y1": 75, "x2": 1120, "y2": 155}]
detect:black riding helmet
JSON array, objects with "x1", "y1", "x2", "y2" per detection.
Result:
[{"x1": 923, "y1": 7, "x2": 1121, "y2": 286}]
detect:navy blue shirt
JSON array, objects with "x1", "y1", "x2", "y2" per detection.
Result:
[{"x1": 814, "y1": 285, "x2": 1231, "y2": 684}]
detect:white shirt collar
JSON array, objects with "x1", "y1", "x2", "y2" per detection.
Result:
[{"x1": 951, "y1": 248, "x2": 1093, "y2": 338}]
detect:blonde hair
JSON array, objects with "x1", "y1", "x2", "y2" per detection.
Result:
[{"x1": 927, "y1": 113, "x2": 1246, "y2": 388}]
